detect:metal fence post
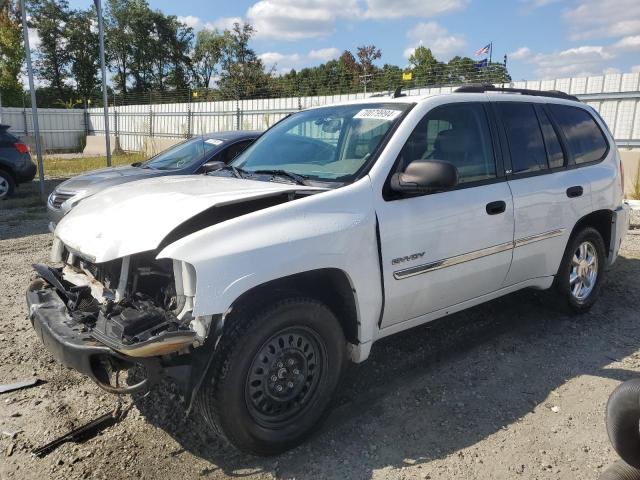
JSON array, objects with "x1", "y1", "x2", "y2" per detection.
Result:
[
  {"x1": 187, "y1": 88, "x2": 192, "y2": 138},
  {"x1": 236, "y1": 98, "x2": 241, "y2": 131}
]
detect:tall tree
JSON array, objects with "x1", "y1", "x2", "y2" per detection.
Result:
[
  {"x1": 408, "y1": 46, "x2": 446, "y2": 85},
  {"x1": 192, "y1": 29, "x2": 225, "y2": 88},
  {"x1": 356, "y1": 44, "x2": 381, "y2": 74},
  {"x1": 29, "y1": 0, "x2": 70, "y2": 97},
  {"x1": 66, "y1": 8, "x2": 99, "y2": 103},
  {"x1": 105, "y1": 0, "x2": 133, "y2": 94},
  {"x1": 218, "y1": 22, "x2": 268, "y2": 98},
  {"x1": 0, "y1": 1, "x2": 23, "y2": 106}
]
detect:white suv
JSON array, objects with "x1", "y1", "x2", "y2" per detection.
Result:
[{"x1": 27, "y1": 86, "x2": 629, "y2": 455}]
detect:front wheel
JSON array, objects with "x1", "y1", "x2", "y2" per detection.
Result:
[
  {"x1": 196, "y1": 297, "x2": 346, "y2": 455},
  {"x1": 0, "y1": 170, "x2": 15, "y2": 199},
  {"x1": 554, "y1": 227, "x2": 607, "y2": 313}
]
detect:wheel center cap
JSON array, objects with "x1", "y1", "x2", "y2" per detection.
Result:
[{"x1": 277, "y1": 367, "x2": 288, "y2": 379}]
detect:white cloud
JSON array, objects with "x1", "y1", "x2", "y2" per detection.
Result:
[
  {"x1": 509, "y1": 47, "x2": 532, "y2": 60},
  {"x1": 204, "y1": 17, "x2": 244, "y2": 31},
  {"x1": 404, "y1": 22, "x2": 466, "y2": 59},
  {"x1": 611, "y1": 35, "x2": 640, "y2": 51},
  {"x1": 177, "y1": 15, "x2": 201, "y2": 29},
  {"x1": 308, "y1": 47, "x2": 340, "y2": 61},
  {"x1": 362, "y1": 0, "x2": 468, "y2": 19},
  {"x1": 516, "y1": 45, "x2": 616, "y2": 78},
  {"x1": 563, "y1": 0, "x2": 640, "y2": 40},
  {"x1": 177, "y1": 15, "x2": 243, "y2": 32},
  {"x1": 247, "y1": 0, "x2": 358, "y2": 40},
  {"x1": 632, "y1": 65, "x2": 640, "y2": 73},
  {"x1": 27, "y1": 27, "x2": 41, "y2": 49},
  {"x1": 245, "y1": 0, "x2": 468, "y2": 41},
  {"x1": 259, "y1": 47, "x2": 341, "y2": 72}
]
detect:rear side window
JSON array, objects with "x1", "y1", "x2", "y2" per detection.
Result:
[
  {"x1": 536, "y1": 107, "x2": 565, "y2": 169},
  {"x1": 497, "y1": 103, "x2": 548, "y2": 174},
  {"x1": 547, "y1": 104, "x2": 608, "y2": 164}
]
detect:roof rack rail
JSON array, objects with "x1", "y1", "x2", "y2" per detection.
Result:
[
  {"x1": 369, "y1": 86, "x2": 406, "y2": 99},
  {"x1": 454, "y1": 83, "x2": 580, "y2": 102}
]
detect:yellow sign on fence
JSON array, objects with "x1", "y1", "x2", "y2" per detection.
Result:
[{"x1": 402, "y1": 71, "x2": 413, "y2": 81}]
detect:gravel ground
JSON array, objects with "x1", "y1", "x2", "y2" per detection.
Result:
[{"x1": 2, "y1": 181, "x2": 640, "y2": 480}]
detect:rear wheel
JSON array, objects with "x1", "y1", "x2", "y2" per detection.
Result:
[
  {"x1": 554, "y1": 227, "x2": 606, "y2": 313},
  {"x1": 0, "y1": 170, "x2": 15, "y2": 199},
  {"x1": 196, "y1": 297, "x2": 346, "y2": 455}
]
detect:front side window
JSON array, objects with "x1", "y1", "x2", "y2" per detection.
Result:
[
  {"x1": 143, "y1": 137, "x2": 218, "y2": 170},
  {"x1": 232, "y1": 103, "x2": 411, "y2": 183},
  {"x1": 497, "y1": 102, "x2": 548, "y2": 174},
  {"x1": 397, "y1": 103, "x2": 497, "y2": 184},
  {"x1": 547, "y1": 104, "x2": 608, "y2": 165}
]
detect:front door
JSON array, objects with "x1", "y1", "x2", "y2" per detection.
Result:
[{"x1": 375, "y1": 102, "x2": 515, "y2": 328}]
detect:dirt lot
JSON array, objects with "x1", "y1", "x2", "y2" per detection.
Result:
[{"x1": 2, "y1": 180, "x2": 640, "y2": 480}]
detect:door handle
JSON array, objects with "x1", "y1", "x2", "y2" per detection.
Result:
[
  {"x1": 566, "y1": 186, "x2": 584, "y2": 198},
  {"x1": 486, "y1": 200, "x2": 506, "y2": 215}
]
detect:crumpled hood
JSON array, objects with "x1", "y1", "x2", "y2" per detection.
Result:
[
  {"x1": 56, "y1": 165, "x2": 161, "y2": 192},
  {"x1": 55, "y1": 175, "x2": 321, "y2": 263}
]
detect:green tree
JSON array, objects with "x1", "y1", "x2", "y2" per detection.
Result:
[
  {"x1": 105, "y1": 0, "x2": 133, "y2": 94},
  {"x1": 0, "y1": 1, "x2": 23, "y2": 106},
  {"x1": 28, "y1": 0, "x2": 70, "y2": 97},
  {"x1": 192, "y1": 29, "x2": 225, "y2": 88},
  {"x1": 66, "y1": 8, "x2": 99, "y2": 103},
  {"x1": 408, "y1": 46, "x2": 446, "y2": 85},
  {"x1": 218, "y1": 22, "x2": 269, "y2": 98}
]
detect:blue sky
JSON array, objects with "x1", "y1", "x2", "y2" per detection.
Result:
[{"x1": 69, "y1": 0, "x2": 640, "y2": 80}]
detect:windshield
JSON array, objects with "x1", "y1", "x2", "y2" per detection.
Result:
[
  {"x1": 231, "y1": 103, "x2": 410, "y2": 183},
  {"x1": 143, "y1": 137, "x2": 221, "y2": 170}
]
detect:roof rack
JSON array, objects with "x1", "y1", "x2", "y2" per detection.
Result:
[
  {"x1": 454, "y1": 84, "x2": 580, "y2": 102},
  {"x1": 369, "y1": 86, "x2": 406, "y2": 99}
]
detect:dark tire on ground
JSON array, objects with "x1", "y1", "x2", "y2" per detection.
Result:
[
  {"x1": 599, "y1": 460, "x2": 640, "y2": 480},
  {"x1": 196, "y1": 297, "x2": 347, "y2": 456},
  {"x1": 0, "y1": 169, "x2": 16, "y2": 199},
  {"x1": 606, "y1": 379, "x2": 640, "y2": 469},
  {"x1": 553, "y1": 226, "x2": 606, "y2": 314}
]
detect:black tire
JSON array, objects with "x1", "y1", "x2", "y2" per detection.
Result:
[
  {"x1": 196, "y1": 297, "x2": 347, "y2": 455},
  {"x1": 599, "y1": 460, "x2": 640, "y2": 480},
  {"x1": 0, "y1": 170, "x2": 15, "y2": 200},
  {"x1": 606, "y1": 379, "x2": 640, "y2": 469},
  {"x1": 553, "y1": 227, "x2": 606, "y2": 313}
]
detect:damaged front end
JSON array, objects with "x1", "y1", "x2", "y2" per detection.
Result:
[{"x1": 27, "y1": 244, "x2": 216, "y2": 401}]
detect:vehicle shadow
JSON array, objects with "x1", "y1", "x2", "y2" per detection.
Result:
[
  {"x1": 134, "y1": 253, "x2": 640, "y2": 478},
  {"x1": 0, "y1": 178, "x2": 64, "y2": 241}
]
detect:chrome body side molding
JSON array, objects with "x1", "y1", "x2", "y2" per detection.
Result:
[{"x1": 393, "y1": 229, "x2": 566, "y2": 280}]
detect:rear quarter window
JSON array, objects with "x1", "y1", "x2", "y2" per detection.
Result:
[{"x1": 547, "y1": 104, "x2": 608, "y2": 165}]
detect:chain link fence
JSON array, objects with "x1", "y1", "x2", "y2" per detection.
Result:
[{"x1": 1, "y1": 69, "x2": 639, "y2": 154}]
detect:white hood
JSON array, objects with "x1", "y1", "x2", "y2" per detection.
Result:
[{"x1": 55, "y1": 175, "x2": 320, "y2": 263}]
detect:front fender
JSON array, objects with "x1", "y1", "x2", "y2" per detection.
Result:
[{"x1": 157, "y1": 177, "x2": 382, "y2": 344}]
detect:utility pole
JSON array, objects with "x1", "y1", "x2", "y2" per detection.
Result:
[
  {"x1": 94, "y1": 0, "x2": 111, "y2": 166},
  {"x1": 19, "y1": 0, "x2": 45, "y2": 201}
]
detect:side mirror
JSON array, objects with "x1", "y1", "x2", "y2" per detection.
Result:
[
  {"x1": 391, "y1": 159, "x2": 458, "y2": 194},
  {"x1": 201, "y1": 160, "x2": 225, "y2": 173}
]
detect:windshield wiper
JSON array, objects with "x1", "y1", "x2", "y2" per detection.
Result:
[
  {"x1": 214, "y1": 164, "x2": 245, "y2": 179},
  {"x1": 250, "y1": 169, "x2": 310, "y2": 186}
]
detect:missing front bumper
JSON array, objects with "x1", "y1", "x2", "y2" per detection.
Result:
[{"x1": 26, "y1": 284, "x2": 160, "y2": 394}]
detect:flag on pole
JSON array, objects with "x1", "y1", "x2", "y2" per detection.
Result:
[
  {"x1": 475, "y1": 43, "x2": 491, "y2": 56},
  {"x1": 474, "y1": 58, "x2": 488, "y2": 69}
]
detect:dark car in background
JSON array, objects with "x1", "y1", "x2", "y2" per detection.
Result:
[
  {"x1": 0, "y1": 124, "x2": 37, "y2": 199},
  {"x1": 47, "y1": 130, "x2": 260, "y2": 229}
]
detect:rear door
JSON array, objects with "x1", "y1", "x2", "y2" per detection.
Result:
[
  {"x1": 494, "y1": 100, "x2": 592, "y2": 285},
  {"x1": 376, "y1": 101, "x2": 515, "y2": 327}
]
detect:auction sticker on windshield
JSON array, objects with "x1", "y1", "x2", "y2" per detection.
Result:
[
  {"x1": 205, "y1": 139, "x2": 224, "y2": 146},
  {"x1": 354, "y1": 109, "x2": 402, "y2": 121}
]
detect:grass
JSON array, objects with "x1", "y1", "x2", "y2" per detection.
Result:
[
  {"x1": 39, "y1": 152, "x2": 148, "y2": 178},
  {"x1": 632, "y1": 167, "x2": 640, "y2": 201}
]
